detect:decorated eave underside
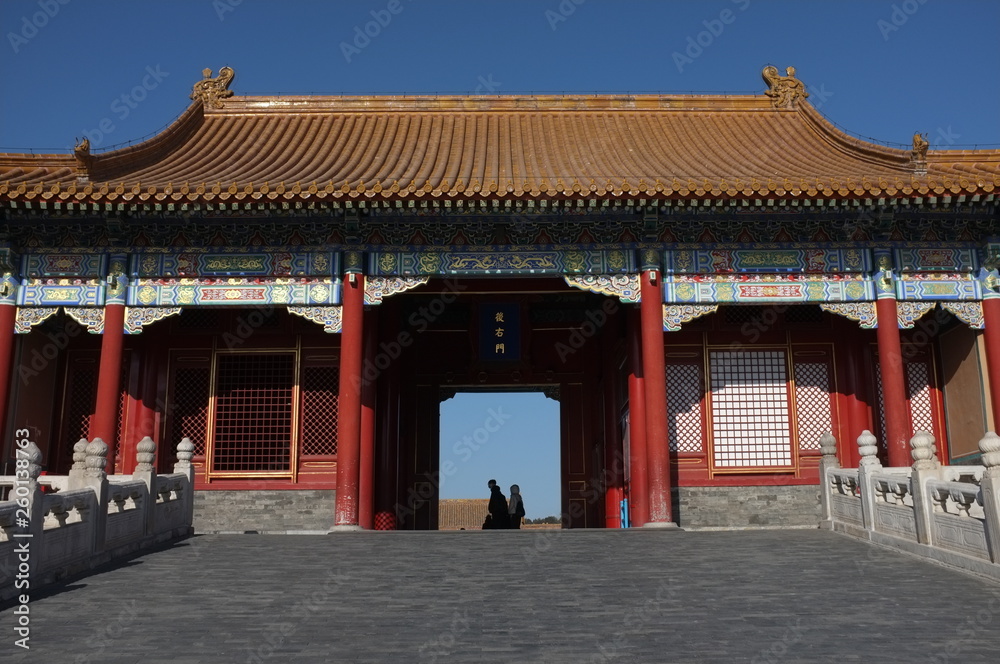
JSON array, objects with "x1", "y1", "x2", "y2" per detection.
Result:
[{"x1": 2, "y1": 67, "x2": 999, "y2": 211}]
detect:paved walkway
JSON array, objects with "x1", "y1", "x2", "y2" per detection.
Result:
[{"x1": 3, "y1": 529, "x2": 1000, "y2": 663}]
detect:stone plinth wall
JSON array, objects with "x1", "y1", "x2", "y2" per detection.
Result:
[
  {"x1": 673, "y1": 485, "x2": 821, "y2": 529},
  {"x1": 194, "y1": 490, "x2": 337, "y2": 533}
]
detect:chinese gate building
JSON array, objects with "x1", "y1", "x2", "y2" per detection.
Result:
[{"x1": 1, "y1": 66, "x2": 998, "y2": 530}]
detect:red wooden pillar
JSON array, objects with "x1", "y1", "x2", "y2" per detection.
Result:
[
  {"x1": 358, "y1": 308, "x2": 377, "y2": 530},
  {"x1": 0, "y1": 301, "x2": 16, "y2": 448},
  {"x1": 876, "y1": 295, "x2": 910, "y2": 466},
  {"x1": 640, "y1": 268, "x2": 675, "y2": 526},
  {"x1": 334, "y1": 271, "x2": 365, "y2": 528},
  {"x1": 90, "y1": 303, "x2": 125, "y2": 445},
  {"x1": 627, "y1": 307, "x2": 649, "y2": 527},
  {"x1": 981, "y1": 298, "x2": 1000, "y2": 428}
]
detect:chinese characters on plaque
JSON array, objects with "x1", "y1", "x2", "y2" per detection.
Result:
[{"x1": 479, "y1": 303, "x2": 520, "y2": 361}]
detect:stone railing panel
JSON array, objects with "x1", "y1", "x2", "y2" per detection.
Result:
[
  {"x1": 820, "y1": 430, "x2": 1000, "y2": 580},
  {"x1": 0, "y1": 438, "x2": 195, "y2": 601}
]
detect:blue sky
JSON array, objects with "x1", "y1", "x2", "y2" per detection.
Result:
[{"x1": 2, "y1": 0, "x2": 998, "y2": 517}]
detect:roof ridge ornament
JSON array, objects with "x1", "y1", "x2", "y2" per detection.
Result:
[
  {"x1": 73, "y1": 137, "x2": 91, "y2": 181},
  {"x1": 191, "y1": 66, "x2": 235, "y2": 109},
  {"x1": 762, "y1": 65, "x2": 808, "y2": 108},
  {"x1": 911, "y1": 131, "x2": 929, "y2": 174}
]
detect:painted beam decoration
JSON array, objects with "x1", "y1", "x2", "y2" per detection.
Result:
[
  {"x1": 129, "y1": 277, "x2": 340, "y2": 307},
  {"x1": 132, "y1": 251, "x2": 338, "y2": 278},
  {"x1": 662, "y1": 247, "x2": 875, "y2": 304},
  {"x1": 5, "y1": 244, "x2": 993, "y2": 333},
  {"x1": 665, "y1": 248, "x2": 870, "y2": 274},
  {"x1": 369, "y1": 249, "x2": 634, "y2": 276}
]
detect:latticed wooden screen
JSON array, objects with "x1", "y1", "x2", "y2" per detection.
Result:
[
  {"x1": 709, "y1": 350, "x2": 793, "y2": 468},
  {"x1": 211, "y1": 353, "x2": 295, "y2": 473},
  {"x1": 874, "y1": 351, "x2": 937, "y2": 455},
  {"x1": 167, "y1": 364, "x2": 211, "y2": 457},
  {"x1": 667, "y1": 363, "x2": 704, "y2": 453},
  {"x1": 299, "y1": 364, "x2": 339, "y2": 456},
  {"x1": 793, "y1": 361, "x2": 833, "y2": 451},
  {"x1": 906, "y1": 361, "x2": 935, "y2": 433},
  {"x1": 61, "y1": 358, "x2": 95, "y2": 454}
]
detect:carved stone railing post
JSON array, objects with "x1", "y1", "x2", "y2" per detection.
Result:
[
  {"x1": 979, "y1": 431, "x2": 1000, "y2": 563},
  {"x1": 132, "y1": 437, "x2": 157, "y2": 536},
  {"x1": 66, "y1": 438, "x2": 89, "y2": 490},
  {"x1": 856, "y1": 430, "x2": 881, "y2": 533},
  {"x1": 818, "y1": 432, "x2": 839, "y2": 524},
  {"x1": 173, "y1": 438, "x2": 196, "y2": 528},
  {"x1": 909, "y1": 430, "x2": 941, "y2": 546},
  {"x1": 84, "y1": 438, "x2": 110, "y2": 553},
  {"x1": 20, "y1": 441, "x2": 46, "y2": 576}
]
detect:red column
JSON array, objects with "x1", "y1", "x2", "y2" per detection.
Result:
[
  {"x1": 876, "y1": 296, "x2": 910, "y2": 466},
  {"x1": 358, "y1": 309, "x2": 377, "y2": 530},
  {"x1": 0, "y1": 303, "x2": 16, "y2": 447},
  {"x1": 90, "y1": 303, "x2": 125, "y2": 445},
  {"x1": 981, "y1": 298, "x2": 1000, "y2": 428},
  {"x1": 334, "y1": 273, "x2": 365, "y2": 528},
  {"x1": 640, "y1": 269, "x2": 675, "y2": 526},
  {"x1": 627, "y1": 307, "x2": 649, "y2": 527}
]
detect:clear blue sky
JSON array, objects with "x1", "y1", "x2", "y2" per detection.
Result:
[{"x1": 2, "y1": 0, "x2": 997, "y2": 516}]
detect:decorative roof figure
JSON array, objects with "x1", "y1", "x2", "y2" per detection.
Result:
[
  {"x1": 762, "y1": 65, "x2": 809, "y2": 108},
  {"x1": 910, "y1": 131, "x2": 929, "y2": 173},
  {"x1": 73, "y1": 136, "x2": 91, "y2": 180},
  {"x1": 191, "y1": 66, "x2": 235, "y2": 108}
]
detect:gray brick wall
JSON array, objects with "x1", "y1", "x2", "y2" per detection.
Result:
[
  {"x1": 673, "y1": 485, "x2": 821, "y2": 529},
  {"x1": 193, "y1": 485, "x2": 820, "y2": 532},
  {"x1": 194, "y1": 490, "x2": 336, "y2": 533}
]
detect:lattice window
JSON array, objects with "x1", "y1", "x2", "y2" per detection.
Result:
[
  {"x1": 724, "y1": 306, "x2": 766, "y2": 327},
  {"x1": 667, "y1": 364, "x2": 703, "y2": 452},
  {"x1": 784, "y1": 305, "x2": 824, "y2": 324},
  {"x1": 178, "y1": 309, "x2": 220, "y2": 329},
  {"x1": 168, "y1": 367, "x2": 211, "y2": 457},
  {"x1": 907, "y1": 361, "x2": 934, "y2": 433},
  {"x1": 62, "y1": 366, "x2": 95, "y2": 452},
  {"x1": 709, "y1": 350, "x2": 793, "y2": 467},
  {"x1": 793, "y1": 362, "x2": 832, "y2": 451},
  {"x1": 114, "y1": 356, "x2": 130, "y2": 467},
  {"x1": 300, "y1": 365, "x2": 339, "y2": 456},
  {"x1": 211, "y1": 354, "x2": 294, "y2": 473},
  {"x1": 874, "y1": 363, "x2": 888, "y2": 456}
]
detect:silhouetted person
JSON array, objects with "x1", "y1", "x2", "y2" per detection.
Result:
[
  {"x1": 508, "y1": 484, "x2": 525, "y2": 529},
  {"x1": 484, "y1": 479, "x2": 510, "y2": 529}
]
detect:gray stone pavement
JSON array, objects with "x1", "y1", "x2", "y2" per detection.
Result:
[{"x1": 3, "y1": 529, "x2": 1000, "y2": 663}]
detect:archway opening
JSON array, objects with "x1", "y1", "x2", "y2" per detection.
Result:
[{"x1": 437, "y1": 391, "x2": 560, "y2": 530}]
